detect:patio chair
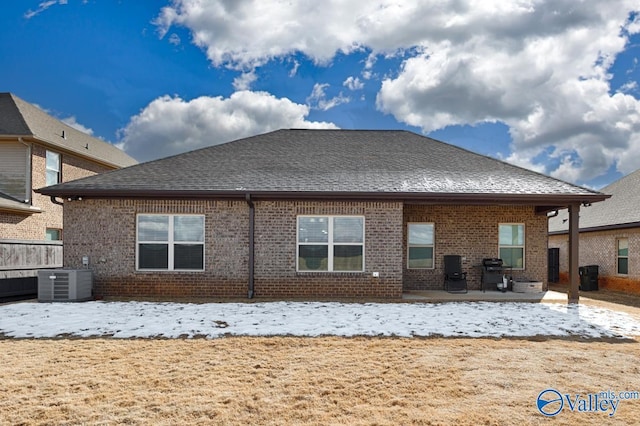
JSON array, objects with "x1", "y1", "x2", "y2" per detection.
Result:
[{"x1": 444, "y1": 255, "x2": 468, "y2": 293}]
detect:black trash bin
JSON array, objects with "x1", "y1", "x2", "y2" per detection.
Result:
[{"x1": 579, "y1": 265, "x2": 599, "y2": 291}]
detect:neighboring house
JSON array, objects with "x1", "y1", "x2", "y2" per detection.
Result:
[
  {"x1": 549, "y1": 169, "x2": 640, "y2": 295},
  {"x1": 39, "y1": 129, "x2": 606, "y2": 299},
  {"x1": 0, "y1": 92, "x2": 137, "y2": 297}
]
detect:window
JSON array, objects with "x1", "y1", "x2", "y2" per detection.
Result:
[
  {"x1": 297, "y1": 216, "x2": 364, "y2": 272},
  {"x1": 499, "y1": 224, "x2": 525, "y2": 269},
  {"x1": 137, "y1": 214, "x2": 204, "y2": 271},
  {"x1": 45, "y1": 228, "x2": 62, "y2": 241},
  {"x1": 617, "y1": 238, "x2": 629, "y2": 275},
  {"x1": 407, "y1": 223, "x2": 434, "y2": 269},
  {"x1": 45, "y1": 150, "x2": 61, "y2": 186}
]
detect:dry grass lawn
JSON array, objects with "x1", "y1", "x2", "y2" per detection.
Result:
[
  {"x1": 3, "y1": 288, "x2": 640, "y2": 425},
  {"x1": 1, "y1": 335, "x2": 639, "y2": 425}
]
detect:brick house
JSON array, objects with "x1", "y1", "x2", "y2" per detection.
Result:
[
  {"x1": 0, "y1": 92, "x2": 136, "y2": 296},
  {"x1": 39, "y1": 129, "x2": 606, "y2": 300},
  {"x1": 549, "y1": 169, "x2": 640, "y2": 295}
]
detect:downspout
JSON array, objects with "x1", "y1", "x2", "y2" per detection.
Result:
[{"x1": 245, "y1": 193, "x2": 255, "y2": 299}]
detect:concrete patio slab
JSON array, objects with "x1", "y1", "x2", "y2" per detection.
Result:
[{"x1": 402, "y1": 290, "x2": 568, "y2": 303}]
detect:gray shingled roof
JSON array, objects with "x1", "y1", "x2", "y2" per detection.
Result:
[
  {"x1": 549, "y1": 168, "x2": 640, "y2": 233},
  {"x1": 0, "y1": 93, "x2": 137, "y2": 168},
  {"x1": 39, "y1": 129, "x2": 606, "y2": 206}
]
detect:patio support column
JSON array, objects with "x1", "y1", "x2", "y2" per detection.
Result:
[{"x1": 568, "y1": 203, "x2": 580, "y2": 304}]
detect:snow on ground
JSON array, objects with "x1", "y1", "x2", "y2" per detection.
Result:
[{"x1": 1, "y1": 301, "x2": 640, "y2": 339}]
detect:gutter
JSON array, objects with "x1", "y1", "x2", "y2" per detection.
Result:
[
  {"x1": 245, "y1": 193, "x2": 255, "y2": 299},
  {"x1": 36, "y1": 188, "x2": 611, "y2": 206}
]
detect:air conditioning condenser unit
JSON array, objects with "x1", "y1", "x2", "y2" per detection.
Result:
[{"x1": 37, "y1": 269, "x2": 93, "y2": 302}]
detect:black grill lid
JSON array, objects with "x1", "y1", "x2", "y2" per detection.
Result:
[{"x1": 482, "y1": 258, "x2": 503, "y2": 267}]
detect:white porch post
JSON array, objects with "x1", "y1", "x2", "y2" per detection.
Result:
[{"x1": 568, "y1": 203, "x2": 580, "y2": 304}]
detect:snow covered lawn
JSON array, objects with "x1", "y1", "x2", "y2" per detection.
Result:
[{"x1": 2, "y1": 300, "x2": 640, "y2": 339}]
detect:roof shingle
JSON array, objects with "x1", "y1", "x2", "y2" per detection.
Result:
[
  {"x1": 39, "y1": 129, "x2": 605, "y2": 205},
  {"x1": 0, "y1": 93, "x2": 137, "y2": 168},
  {"x1": 549, "y1": 168, "x2": 640, "y2": 233}
]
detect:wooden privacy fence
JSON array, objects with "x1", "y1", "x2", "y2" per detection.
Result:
[{"x1": 0, "y1": 239, "x2": 63, "y2": 297}]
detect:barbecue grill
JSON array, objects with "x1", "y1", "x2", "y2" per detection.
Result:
[
  {"x1": 481, "y1": 258, "x2": 505, "y2": 292},
  {"x1": 483, "y1": 258, "x2": 503, "y2": 271}
]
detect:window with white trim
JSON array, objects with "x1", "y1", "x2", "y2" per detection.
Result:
[
  {"x1": 407, "y1": 223, "x2": 434, "y2": 269},
  {"x1": 45, "y1": 150, "x2": 61, "y2": 186},
  {"x1": 499, "y1": 224, "x2": 525, "y2": 269},
  {"x1": 137, "y1": 214, "x2": 205, "y2": 271},
  {"x1": 617, "y1": 238, "x2": 628, "y2": 275},
  {"x1": 297, "y1": 216, "x2": 364, "y2": 272}
]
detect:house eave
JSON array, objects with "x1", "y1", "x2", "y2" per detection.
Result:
[
  {"x1": 36, "y1": 187, "x2": 610, "y2": 208},
  {"x1": 0, "y1": 204, "x2": 43, "y2": 215}
]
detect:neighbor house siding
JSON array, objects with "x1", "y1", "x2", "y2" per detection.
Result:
[
  {"x1": 63, "y1": 199, "x2": 404, "y2": 299},
  {"x1": 549, "y1": 229, "x2": 640, "y2": 294},
  {"x1": 403, "y1": 205, "x2": 548, "y2": 290},
  {"x1": 0, "y1": 144, "x2": 112, "y2": 240}
]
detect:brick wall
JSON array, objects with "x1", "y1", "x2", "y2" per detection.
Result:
[
  {"x1": 64, "y1": 199, "x2": 249, "y2": 298},
  {"x1": 63, "y1": 199, "x2": 404, "y2": 299},
  {"x1": 64, "y1": 198, "x2": 550, "y2": 299},
  {"x1": 254, "y1": 201, "x2": 403, "y2": 298},
  {"x1": 403, "y1": 205, "x2": 549, "y2": 290},
  {"x1": 549, "y1": 229, "x2": 640, "y2": 294},
  {"x1": 0, "y1": 143, "x2": 113, "y2": 240}
]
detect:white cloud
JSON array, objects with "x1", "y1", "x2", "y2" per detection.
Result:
[
  {"x1": 154, "y1": 0, "x2": 640, "y2": 184},
  {"x1": 306, "y1": 83, "x2": 350, "y2": 111},
  {"x1": 61, "y1": 116, "x2": 94, "y2": 136},
  {"x1": 373, "y1": 2, "x2": 640, "y2": 183},
  {"x1": 118, "y1": 91, "x2": 338, "y2": 162},
  {"x1": 168, "y1": 33, "x2": 181, "y2": 46},
  {"x1": 289, "y1": 59, "x2": 300, "y2": 77},
  {"x1": 343, "y1": 76, "x2": 364, "y2": 91},
  {"x1": 233, "y1": 70, "x2": 257, "y2": 91},
  {"x1": 24, "y1": 0, "x2": 66, "y2": 19}
]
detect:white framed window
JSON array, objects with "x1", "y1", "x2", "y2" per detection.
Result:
[
  {"x1": 617, "y1": 238, "x2": 629, "y2": 275},
  {"x1": 499, "y1": 223, "x2": 525, "y2": 269},
  {"x1": 297, "y1": 216, "x2": 364, "y2": 272},
  {"x1": 407, "y1": 223, "x2": 434, "y2": 269},
  {"x1": 45, "y1": 150, "x2": 61, "y2": 186},
  {"x1": 137, "y1": 214, "x2": 205, "y2": 271}
]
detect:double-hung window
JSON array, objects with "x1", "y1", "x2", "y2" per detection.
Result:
[
  {"x1": 297, "y1": 216, "x2": 364, "y2": 272},
  {"x1": 617, "y1": 238, "x2": 629, "y2": 275},
  {"x1": 137, "y1": 214, "x2": 205, "y2": 271},
  {"x1": 407, "y1": 223, "x2": 434, "y2": 269},
  {"x1": 499, "y1": 224, "x2": 525, "y2": 269},
  {"x1": 45, "y1": 150, "x2": 61, "y2": 186}
]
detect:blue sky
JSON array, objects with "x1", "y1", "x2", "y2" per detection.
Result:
[{"x1": 1, "y1": 1, "x2": 639, "y2": 189}]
